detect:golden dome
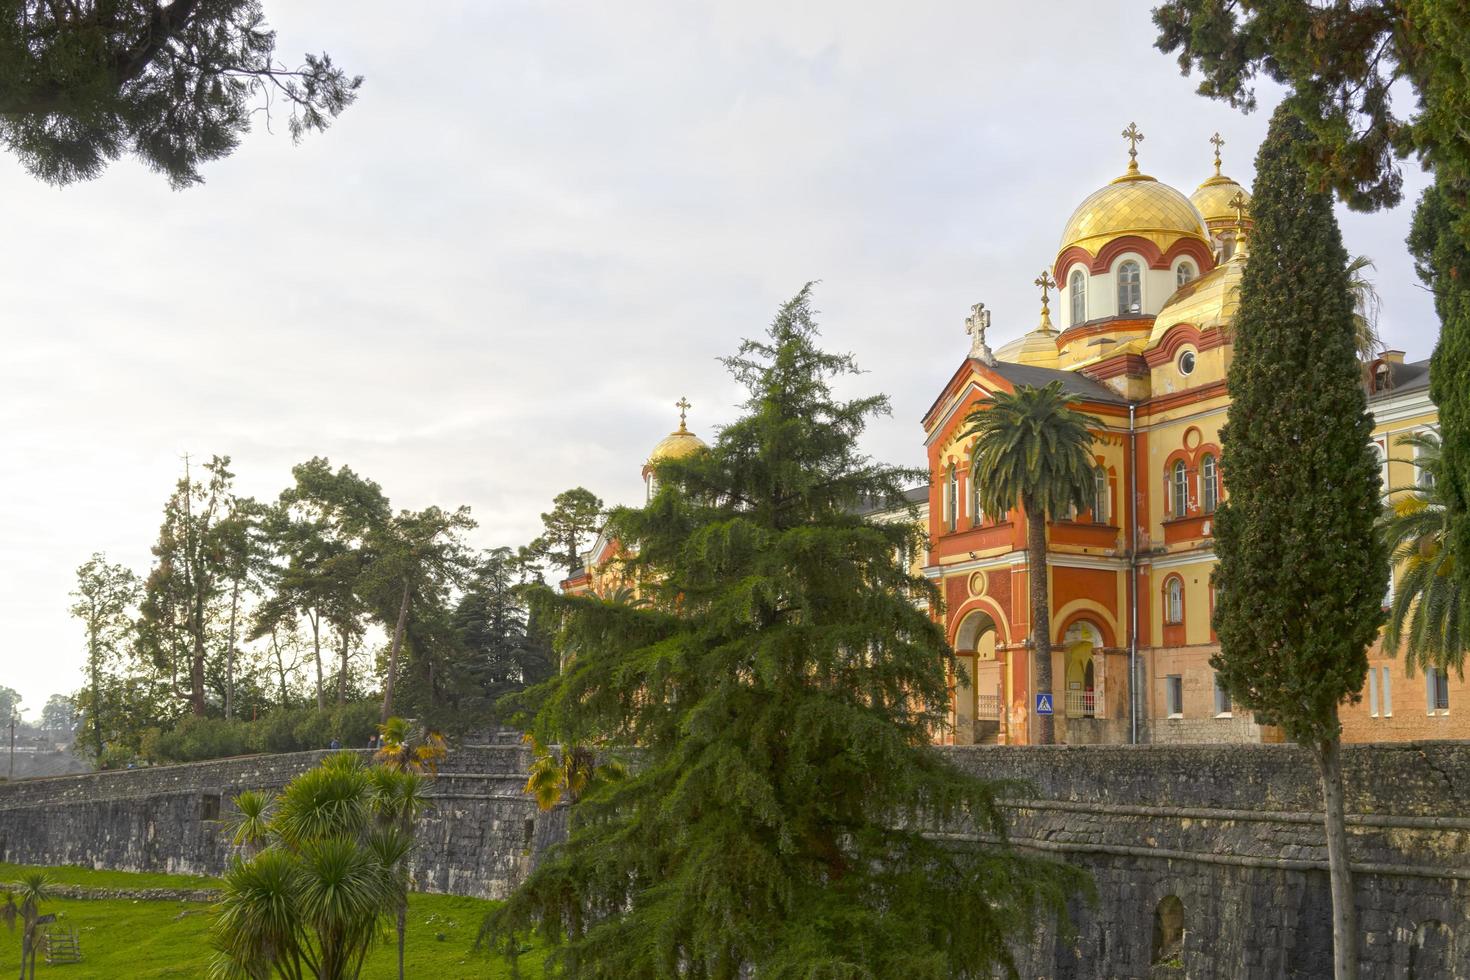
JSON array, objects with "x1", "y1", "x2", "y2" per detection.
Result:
[
  {"x1": 1058, "y1": 171, "x2": 1210, "y2": 259},
  {"x1": 1146, "y1": 250, "x2": 1246, "y2": 349},
  {"x1": 1191, "y1": 174, "x2": 1252, "y2": 227},
  {"x1": 647, "y1": 426, "x2": 707, "y2": 464},
  {"x1": 995, "y1": 325, "x2": 1060, "y2": 368}
]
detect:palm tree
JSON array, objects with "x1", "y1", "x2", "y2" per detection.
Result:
[
  {"x1": 210, "y1": 753, "x2": 421, "y2": 980},
  {"x1": 1380, "y1": 431, "x2": 1466, "y2": 674},
  {"x1": 1348, "y1": 254, "x2": 1384, "y2": 362},
  {"x1": 2, "y1": 871, "x2": 52, "y2": 980},
  {"x1": 373, "y1": 717, "x2": 447, "y2": 774},
  {"x1": 224, "y1": 789, "x2": 274, "y2": 858},
  {"x1": 523, "y1": 735, "x2": 625, "y2": 811},
  {"x1": 368, "y1": 766, "x2": 432, "y2": 980},
  {"x1": 961, "y1": 380, "x2": 1100, "y2": 744}
]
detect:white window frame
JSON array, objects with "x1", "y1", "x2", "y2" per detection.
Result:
[
  {"x1": 1171, "y1": 460, "x2": 1189, "y2": 518},
  {"x1": 1069, "y1": 268, "x2": 1087, "y2": 327},
  {"x1": 1166, "y1": 675, "x2": 1184, "y2": 718},
  {"x1": 1201, "y1": 454, "x2": 1218, "y2": 513},
  {"x1": 1094, "y1": 468, "x2": 1109, "y2": 523},
  {"x1": 1427, "y1": 667, "x2": 1450, "y2": 714},
  {"x1": 1368, "y1": 668, "x2": 1379, "y2": 717},
  {"x1": 946, "y1": 464, "x2": 958, "y2": 533},
  {"x1": 1381, "y1": 666, "x2": 1393, "y2": 717},
  {"x1": 1213, "y1": 674, "x2": 1232, "y2": 717},
  {"x1": 1165, "y1": 577, "x2": 1184, "y2": 626},
  {"x1": 970, "y1": 463, "x2": 983, "y2": 527},
  {"x1": 1176, "y1": 260, "x2": 1196, "y2": 287},
  {"x1": 1117, "y1": 260, "x2": 1142, "y2": 315}
]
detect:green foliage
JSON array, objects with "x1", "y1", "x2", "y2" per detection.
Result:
[
  {"x1": 2, "y1": 869, "x2": 52, "y2": 979},
  {"x1": 527, "y1": 489, "x2": 605, "y2": 577},
  {"x1": 522, "y1": 738, "x2": 625, "y2": 812},
  {"x1": 1211, "y1": 106, "x2": 1388, "y2": 746},
  {"x1": 1379, "y1": 431, "x2": 1468, "y2": 675},
  {"x1": 0, "y1": 685, "x2": 19, "y2": 724},
  {"x1": 0, "y1": 1, "x2": 360, "y2": 188},
  {"x1": 483, "y1": 286, "x2": 1088, "y2": 978},
  {"x1": 1153, "y1": 0, "x2": 1470, "y2": 224},
  {"x1": 141, "y1": 702, "x2": 382, "y2": 764},
  {"x1": 961, "y1": 381, "x2": 1101, "y2": 745},
  {"x1": 210, "y1": 754, "x2": 428, "y2": 980},
  {"x1": 1412, "y1": 179, "x2": 1470, "y2": 612}
]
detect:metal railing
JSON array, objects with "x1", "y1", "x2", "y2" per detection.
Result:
[
  {"x1": 974, "y1": 694, "x2": 1002, "y2": 721},
  {"x1": 1065, "y1": 690, "x2": 1096, "y2": 719}
]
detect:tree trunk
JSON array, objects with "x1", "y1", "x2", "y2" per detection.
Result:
[
  {"x1": 189, "y1": 629, "x2": 207, "y2": 717},
  {"x1": 225, "y1": 579, "x2": 240, "y2": 719},
  {"x1": 271, "y1": 626, "x2": 288, "y2": 706},
  {"x1": 338, "y1": 630, "x2": 350, "y2": 706},
  {"x1": 89, "y1": 636, "x2": 105, "y2": 760},
  {"x1": 397, "y1": 903, "x2": 407, "y2": 980},
  {"x1": 381, "y1": 580, "x2": 411, "y2": 723},
  {"x1": 1024, "y1": 492, "x2": 1054, "y2": 745},
  {"x1": 310, "y1": 610, "x2": 325, "y2": 710},
  {"x1": 1315, "y1": 732, "x2": 1359, "y2": 980}
]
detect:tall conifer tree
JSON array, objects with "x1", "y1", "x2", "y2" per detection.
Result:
[
  {"x1": 483, "y1": 286, "x2": 1085, "y2": 977},
  {"x1": 1212, "y1": 106, "x2": 1388, "y2": 980}
]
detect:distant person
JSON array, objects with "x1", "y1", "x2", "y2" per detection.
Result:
[
  {"x1": 329, "y1": 737, "x2": 341, "y2": 750},
  {"x1": 368, "y1": 734, "x2": 378, "y2": 750}
]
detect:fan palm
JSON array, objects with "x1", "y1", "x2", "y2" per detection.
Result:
[
  {"x1": 373, "y1": 717, "x2": 447, "y2": 775},
  {"x1": 523, "y1": 735, "x2": 625, "y2": 811},
  {"x1": 1347, "y1": 255, "x2": 1384, "y2": 361},
  {"x1": 225, "y1": 789, "x2": 274, "y2": 858},
  {"x1": 2, "y1": 871, "x2": 52, "y2": 980},
  {"x1": 960, "y1": 380, "x2": 1101, "y2": 744},
  {"x1": 1379, "y1": 431, "x2": 1465, "y2": 675}
]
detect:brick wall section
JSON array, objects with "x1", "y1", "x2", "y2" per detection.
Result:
[{"x1": 3, "y1": 742, "x2": 1470, "y2": 977}]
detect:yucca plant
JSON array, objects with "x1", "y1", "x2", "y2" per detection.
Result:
[
  {"x1": 373, "y1": 717, "x2": 447, "y2": 775},
  {"x1": 210, "y1": 753, "x2": 428, "y2": 980},
  {"x1": 2, "y1": 871, "x2": 52, "y2": 980},
  {"x1": 225, "y1": 790, "x2": 275, "y2": 858},
  {"x1": 1380, "y1": 431, "x2": 1466, "y2": 675}
]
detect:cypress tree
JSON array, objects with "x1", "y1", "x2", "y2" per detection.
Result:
[
  {"x1": 1212, "y1": 105, "x2": 1388, "y2": 980},
  {"x1": 1412, "y1": 178, "x2": 1470, "y2": 612},
  {"x1": 483, "y1": 285, "x2": 1086, "y2": 978}
]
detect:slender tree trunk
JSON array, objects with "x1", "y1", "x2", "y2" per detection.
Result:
[
  {"x1": 1024, "y1": 492, "x2": 1054, "y2": 744},
  {"x1": 225, "y1": 579, "x2": 240, "y2": 719},
  {"x1": 189, "y1": 630, "x2": 207, "y2": 716},
  {"x1": 309, "y1": 610, "x2": 324, "y2": 710},
  {"x1": 1315, "y1": 731, "x2": 1358, "y2": 980},
  {"x1": 382, "y1": 580, "x2": 411, "y2": 723},
  {"x1": 270, "y1": 626, "x2": 288, "y2": 706},
  {"x1": 338, "y1": 630, "x2": 350, "y2": 706},
  {"x1": 397, "y1": 903, "x2": 407, "y2": 980},
  {"x1": 89, "y1": 635, "x2": 105, "y2": 759}
]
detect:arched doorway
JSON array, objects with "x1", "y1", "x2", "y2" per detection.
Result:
[
  {"x1": 1063, "y1": 620, "x2": 1102, "y2": 719},
  {"x1": 954, "y1": 610, "x2": 1000, "y2": 745}
]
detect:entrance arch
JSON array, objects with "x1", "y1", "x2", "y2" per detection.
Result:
[
  {"x1": 1063, "y1": 620, "x2": 1103, "y2": 718},
  {"x1": 953, "y1": 610, "x2": 1000, "y2": 745}
]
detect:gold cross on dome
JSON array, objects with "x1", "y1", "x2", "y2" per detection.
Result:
[
  {"x1": 1034, "y1": 269, "x2": 1057, "y2": 310},
  {"x1": 1209, "y1": 132, "x2": 1226, "y2": 176},
  {"x1": 1227, "y1": 190, "x2": 1248, "y2": 227},
  {"x1": 675, "y1": 396, "x2": 691, "y2": 431},
  {"x1": 1121, "y1": 122, "x2": 1145, "y2": 171}
]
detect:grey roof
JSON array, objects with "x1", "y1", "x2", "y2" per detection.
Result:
[
  {"x1": 1368, "y1": 358, "x2": 1431, "y2": 401},
  {"x1": 853, "y1": 485, "x2": 929, "y2": 517},
  {"x1": 988, "y1": 360, "x2": 1126, "y2": 404}
]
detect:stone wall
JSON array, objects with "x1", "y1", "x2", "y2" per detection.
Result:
[{"x1": 2, "y1": 740, "x2": 1469, "y2": 977}]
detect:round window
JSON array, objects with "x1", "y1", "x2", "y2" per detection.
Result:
[{"x1": 1178, "y1": 350, "x2": 1196, "y2": 376}]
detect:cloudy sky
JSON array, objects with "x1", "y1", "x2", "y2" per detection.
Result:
[{"x1": 0, "y1": 1, "x2": 1435, "y2": 715}]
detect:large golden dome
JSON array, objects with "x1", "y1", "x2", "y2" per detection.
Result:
[
  {"x1": 1147, "y1": 250, "x2": 1246, "y2": 349},
  {"x1": 1058, "y1": 171, "x2": 1210, "y2": 259},
  {"x1": 1190, "y1": 174, "x2": 1251, "y2": 227},
  {"x1": 648, "y1": 426, "x2": 706, "y2": 464}
]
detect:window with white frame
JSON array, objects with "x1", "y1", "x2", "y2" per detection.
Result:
[
  {"x1": 1118, "y1": 260, "x2": 1142, "y2": 315},
  {"x1": 1165, "y1": 577, "x2": 1184, "y2": 625},
  {"x1": 1201, "y1": 454, "x2": 1218, "y2": 513},
  {"x1": 1176, "y1": 261, "x2": 1196, "y2": 287},
  {"x1": 1070, "y1": 269, "x2": 1086, "y2": 327},
  {"x1": 1171, "y1": 460, "x2": 1189, "y2": 518},
  {"x1": 1093, "y1": 468, "x2": 1108, "y2": 523},
  {"x1": 946, "y1": 464, "x2": 958, "y2": 533},
  {"x1": 1213, "y1": 674, "x2": 1232, "y2": 716},
  {"x1": 1372, "y1": 439, "x2": 1388, "y2": 499},
  {"x1": 1381, "y1": 666, "x2": 1393, "y2": 716},
  {"x1": 1415, "y1": 430, "x2": 1437, "y2": 489},
  {"x1": 1427, "y1": 668, "x2": 1450, "y2": 713},
  {"x1": 1166, "y1": 675, "x2": 1184, "y2": 717},
  {"x1": 1368, "y1": 667, "x2": 1379, "y2": 716},
  {"x1": 970, "y1": 462, "x2": 983, "y2": 526}
]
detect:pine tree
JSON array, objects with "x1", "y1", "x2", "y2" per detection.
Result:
[
  {"x1": 1211, "y1": 105, "x2": 1388, "y2": 980},
  {"x1": 482, "y1": 285, "x2": 1086, "y2": 978}
]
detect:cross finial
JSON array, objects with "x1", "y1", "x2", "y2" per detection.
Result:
[
  {"x1": 675, "y1": 396, "x2": 691, "y2": 432},
  {"x1": 966, "y1": 302, "x2": 995, "y2": 365},
  {"x1": 1121, "y1": 122, "x2": 1145, "y2": 174},
  {"x1": 1209, "y1": 132, "x2": 1226, "y2": 177},
  {"x1": 1034, "y1": 270, "x2": 1058, "y2": 331},
  {"x1": 1227, "y1": 190, "x2": 1251, "y2": 254}
]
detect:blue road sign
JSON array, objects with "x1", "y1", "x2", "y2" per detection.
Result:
[{"x1": 1035, "y1": 693, "x2": 1054, "y2": 715}]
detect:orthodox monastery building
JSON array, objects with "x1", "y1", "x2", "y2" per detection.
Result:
[{"x1": 569, "y1": 126, "x2": 1452, "y2": 748}]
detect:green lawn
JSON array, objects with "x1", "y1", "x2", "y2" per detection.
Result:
[
  {"x1": 0, "y1": 862, "x2": 220, "y2": 891},
  {"x1": 0, "y1": 865, "x2": 543, "y2": 979}
]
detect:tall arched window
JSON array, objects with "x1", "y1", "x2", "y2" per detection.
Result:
[
  {"x1": 946, "y1": 463, "x2": 958, "y2": 533},
  {"x1": 1176, "y1": 261, "x2": 1196, "y2": 287},
  {"x1": 1165, "y1": 577, "x2": 1185, "y2": 625},
  {"x1": 1171, "y1": 460, "x2": 1189, "y2": 518},
  {"x1": 1201, "y1": 454, "x2": 1218, "y2": 513},
  {"x1": 970, "y1": 462, "x2": 983, "y2": 526},
  {"x1": 1093, "y1": 468, "x2": 1108, "y2": 523},
  {"x1": 1069, "y1": 269, "x2": 1086, "y2": 326},
  {"x1": 1118, "y1": 260, "x2": 1141, "y2": 315}
]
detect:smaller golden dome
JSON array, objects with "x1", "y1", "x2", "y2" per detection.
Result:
[
  {"x1": 995, "y1": 325, "x2": 1060, "y2": 368},
  {"x1": 1191, "y1": 174, "x2": 1252, "y2": 228},
  {"x1": 648, "y1": 426, "x2": 707, "y2": 464},
  {"x1": 1147, "y1": 250, "x2": 1247, "y2": 349}
]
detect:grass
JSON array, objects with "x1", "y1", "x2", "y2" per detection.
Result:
[{"x1": 0, "y1": 864, "x2": 544, "y2": 979}]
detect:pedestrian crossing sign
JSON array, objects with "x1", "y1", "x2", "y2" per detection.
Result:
[{"x1": 1035, "y1": 693, "x2": 1054, "y2": 715}]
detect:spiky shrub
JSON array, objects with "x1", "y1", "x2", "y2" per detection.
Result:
[
  {"x1": 481, "y1": 285, "x2": 1089, "y2": 978},
  {"x1": 210, "y1": 753, "x2": 428, "y2": 980},
  {"x1": 2, "y1": 870, "x2": 52, "y2": 980},
  {"x1": 1211, "y1": 105, "x2": 1388, "y2": 980}
]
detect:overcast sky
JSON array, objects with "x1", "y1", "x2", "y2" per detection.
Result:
[{"x1": 0, "y1": 1, "x2": 1436, "y2": 716}]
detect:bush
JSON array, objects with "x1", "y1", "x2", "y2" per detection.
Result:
[{"x1": 138, "y1": 701, "x2": 386, "y2": 764}]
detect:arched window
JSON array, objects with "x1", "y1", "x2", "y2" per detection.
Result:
[
  {"x1": 1201, "y1": 454, "x2": 1218, "y2": 513},
  {"x1": 946, "y1": 464, "x2": 958, "y2": 533},
  {"x1": 1093, "y1": 468, "x2": 1108, "y2": 523},
  {"x1": 1171, "y1": 460, "x2": 1189, "y2": 518},
  {"x1": 970, "y1": 462, "x2": 983, "y2": 526},
  {"x1": 1117, "y1": 260, "x2": 1141, "y2": 315},
  {"x1": 1069, "y1": 269, "x2": 1086, "y2": 326},
  {"x1": 1176, "y1": 261, "x2": 1196, "y2": 287},
  {"x1": 1152, "y1": 896, "x2": 1186, "y2": 967},
  {"x1": 1165, "y1": 577, "x2": 1184, "y2": 625}
]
